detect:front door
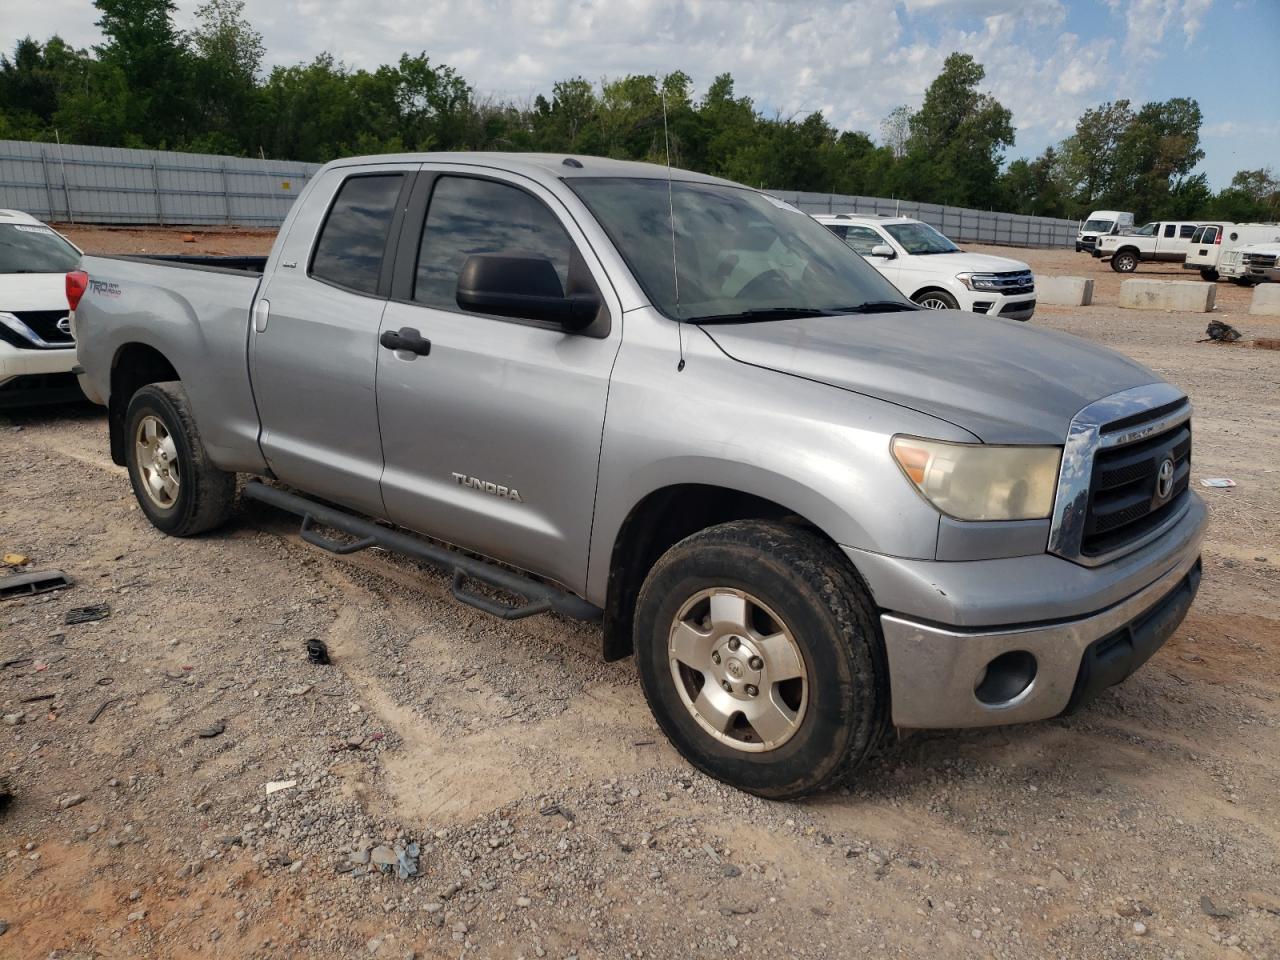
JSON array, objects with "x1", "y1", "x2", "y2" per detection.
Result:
[{"x1": 375, "y1": 168, "x2": 621, "y2": 593}]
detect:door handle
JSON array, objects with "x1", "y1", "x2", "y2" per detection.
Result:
[{"x1": 380, "y1": 326, "x2": 431, "y2": 356}]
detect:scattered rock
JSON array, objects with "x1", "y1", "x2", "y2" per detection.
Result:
[{"x1": 58, "y1": 794, "x2": 86, "y2": 810}]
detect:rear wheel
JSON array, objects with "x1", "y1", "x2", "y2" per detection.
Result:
[
  {"x1": 125, "y1": 382, "x2": 235, "y2": 536},
  {"x1": 912, "y1": 289, "x2": 960, "y2": 311},
  {"x1": 1199, "y1": 268, "x2": 1219, "y2": 282},
  {"x1": 634, "y1": 520, "x2": 889, "y2": 799},
  {"x1": 1111, "y1": 250, "x2": 1139, "y2": 273}
]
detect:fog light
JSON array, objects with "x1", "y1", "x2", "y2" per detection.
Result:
[{"x1": 975, "y1": 650, "x2": 1037, "y2": 705}]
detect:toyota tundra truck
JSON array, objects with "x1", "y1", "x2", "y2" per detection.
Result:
[{"x1": 70, "y1": 153, "x2": 1206, "y2": 799}]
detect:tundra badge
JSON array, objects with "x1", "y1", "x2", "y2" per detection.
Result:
[{"x1": 452, "y1": 472, "x2": 524, "y2": 503}]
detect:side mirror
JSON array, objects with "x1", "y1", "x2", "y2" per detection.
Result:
[
  {"x1": 870, "y1": 244, "x2": 896, "y2": 259},
  {"x1": 456, "y1": 254, "x2": 599, "y2": 331}
]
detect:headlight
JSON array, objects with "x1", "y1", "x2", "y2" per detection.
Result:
[
  {"x1": 891, "y1": 437, "x2": 1061, "y2": 521},
  {"x1": 955, "y1": 272, "x2": 1003, "y2": 291}
]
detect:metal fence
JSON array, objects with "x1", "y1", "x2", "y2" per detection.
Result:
[
  {"x1": 0, "y1": 140, "x2": 1079, "y2": 246},
  {"x1": 0, "y1": 140, "x2": 322, "y2": 226},
  {"x1": 770, "y1": 190, "x2": 1078, "y2": 248}
]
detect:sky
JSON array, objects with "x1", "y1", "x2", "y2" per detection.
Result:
[{"x1": 2, "y1": 0, "x2": 1278, "y2": 189}]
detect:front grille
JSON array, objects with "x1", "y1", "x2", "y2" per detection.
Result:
[
  {"x1": 1244, "y1": 253, "x2": 1277, "y2": 269},
  {"x1": 0, "y1": 309, "x2": 74, "y2": 349},
  {"x1": 1081, "y1": 419, "x2": 1191, "y2": 557},
  {"x1": 1000, "y1": 298, "x2": 1035, "y2": 315},
  {"x1": 984, "y1": 271, "x2": 1035, "y2": 295}
]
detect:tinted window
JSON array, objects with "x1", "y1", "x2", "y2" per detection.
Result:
[
  {"x1": 842, "y1": 225, "x2": 887, "y2": 255},
  {"x1": 415, "y1": 176, "x2": 574, "y2": 309},
  {"x1": 1179, "y1": 224, "x2": 1197, "y2": 238},
  {"x1": 1190, "y1": 226, "x2": 1206, "y2": 244},
  {"x1": 1203, "y1": 226, "x2": 1218, "y2": 244},
  {"x1": 0, "y1": 222, "x2": 80, "y2": 274},
  {"x1": 1163, "y1": 224, "x2": 1176, "y2": 238},
  {"x1": 310, "y1": 174, "x2": 404, "y2": 294},
  {"x1": 1082, "y1": 219, "x2": 1114, "y2": 233},
  {"x1": 824, "y1": 224, "x2": 848, "y2": 239},
  {"x1": 884, "y1": 222, "x2": 959, "y2": 254}
]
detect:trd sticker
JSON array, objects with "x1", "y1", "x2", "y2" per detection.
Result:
[{"x1": 89, "y1": 279, "x2": 122, "y2": 297}]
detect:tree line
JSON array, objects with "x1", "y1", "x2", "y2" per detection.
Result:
[{"x1": 1, "y1": 0, "x2": 1276, "y2": 224}]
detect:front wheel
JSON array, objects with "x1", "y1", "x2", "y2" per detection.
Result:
[
  {"x1": 125, "y1": 382, "x2": 236, "y2": 536},
  {"x1": 912, "y1": 289, "x2": 960, "y2": 311},
  {"x1": 634, "y1": 521, "x2": 889, "y2": 799},
  {"x1": 1111, "y1": 251, "x2": 1139, "y2": 273}
]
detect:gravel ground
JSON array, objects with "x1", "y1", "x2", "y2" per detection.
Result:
[{"x1": 1, "y1": 234, "x2": 1278, "y2": 959}]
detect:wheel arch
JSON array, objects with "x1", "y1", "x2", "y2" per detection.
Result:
[
  {"x1": 599, "y1": 482, "x2": 852, "y2": 663},
  {"x1": 108, "y1": 342, "x2": 181, "y2": 466},
  {"x1": 909, "y1": 284, "x2": 959, "y2": 304}
]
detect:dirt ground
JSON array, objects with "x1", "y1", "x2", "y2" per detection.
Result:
[{"x1": 2, "y1": 231, "x2": 1279, "y2": 959}]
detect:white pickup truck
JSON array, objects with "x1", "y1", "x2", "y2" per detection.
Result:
[
  {"x1": 814, "y1": 214, "x2": 1036, "y2": 321},
  {"x1": 1094, "y1": 221, "x2": 1201, "y2": 273}
]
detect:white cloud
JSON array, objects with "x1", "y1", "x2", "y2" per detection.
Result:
[{"x1": 1103, "y1": 0, "x2": 1217, "y2": 58}]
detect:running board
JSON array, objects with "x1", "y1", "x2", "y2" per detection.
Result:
[{"x1": 242, "y1": 481, "x2": 602, "y2": 623}]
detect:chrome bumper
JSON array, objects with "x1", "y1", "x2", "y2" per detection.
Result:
[{"x1": 881, "y1": 545, "x2": 1202, "y2": 729}]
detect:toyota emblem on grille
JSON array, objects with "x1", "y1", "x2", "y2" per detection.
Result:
[
  {"x1": 56, "y1": 315, "x2": 72, "y2": 335},
  {"x1": 1156, "y1": 457, "x2": 1175, "y2": 501}
]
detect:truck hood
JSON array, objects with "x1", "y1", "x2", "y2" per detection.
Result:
[
  {"x1": 701, "y1": 310, "x2": 1163, "y2": 444},
  {"x1": 908, "y1": 251, "x2": 1030, "y2": 273},
  {"x1": 0, "y1": 273, "x2": 69, "y2": 312}
]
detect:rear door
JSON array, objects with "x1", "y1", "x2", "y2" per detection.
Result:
[
  {"x1": 374, "y1": 167, "x2": 622, "y2": 593},
  {"x1": 250, "y1": 163, "x2": 416, "y2": 517}
]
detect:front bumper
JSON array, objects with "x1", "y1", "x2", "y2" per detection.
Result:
[
  {"x1": 967, "y1": 294, "x2": 1036, "y2": 322},
  {"x1": 847, "y1": 492, "x2": 1207, "y2": 728},
  {"x1": 0, "y1": 341, "x2": 83, "y2": 405}
]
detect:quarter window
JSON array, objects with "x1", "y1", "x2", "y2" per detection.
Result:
[
  {"x1": 841, "y1": 225, "x2": 886, "y2": 255},
  {"x1": 1179, "y1": 224, "x2": 1197, "y2": 238},
  {"x1": 310, "y1": 174, "x2": 405, "y2": 294},
  {"x1": 414, "y1": 176, "x2": 575, "y2": 310}
]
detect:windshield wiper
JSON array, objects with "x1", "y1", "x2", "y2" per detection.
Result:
[
  {"x1": 687, "y1": 307, "x2": 837, "y2": 324},
  {"x1": 832, "y1": 300, "x2": 918, "y2": 314}
]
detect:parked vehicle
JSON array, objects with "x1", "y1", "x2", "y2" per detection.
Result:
[
  {"x1": 0, "y1": 209, "x2": 84, "y2": 406},
  {"x1": 1224, "y1": 242, "x2": 1280, "y2": 284},
  {"x1": 1184, "y1": 224, "x2": 1280, "y2": 281},
  {"x1": 814, "y1": 214, "x2": 1036, "y2": 320},
  {"x1": 1094, "y1": 221, "x2": 1202, "y2": 272},
  {"x1": 72, "y1": 153, "x2": 1206, "y2": 799},
  {"x1": 1076, "y1": 210, "x2": 1134, "y2": 253}
]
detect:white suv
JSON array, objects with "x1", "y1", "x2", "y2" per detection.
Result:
[
  {"x1": 0, "y1": 209, "x2": 84, "y2": 406},
  {"x1": 814, "y1": 214, "x2": 1036, "y2": 321}
]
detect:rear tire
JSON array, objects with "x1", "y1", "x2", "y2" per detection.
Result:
[
  {"x1": 634, "y1": 520, "x2": 889, "y2": 799},
  {"x1": 1111, "y1": 250, "x2": 1139, "y2": 273},
  {"x1": 912, "y1": 289, "x2": 960, "y2": 311},
  {"x1": 1199, "y1": 268, "x2": 1219, "y2": 282},
  {"x1": 124, "y1": 382, "x2": 235, "y2": 536}
]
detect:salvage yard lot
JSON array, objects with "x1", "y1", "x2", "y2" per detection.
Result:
[{"x1": 2, "y1": 227, "x2": 1279, "y2": 959}]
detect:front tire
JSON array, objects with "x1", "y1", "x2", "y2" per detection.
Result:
[
  {"x1": 912, "y1": 289, "x2": 960, "y2": 311},
  {"x1": 1111, "y1": 250, "x2": 1139, "y2": 273},
  {"x1": 634, "y1": 521, "x2": 889, "y2": 799},
  {"x1": 125, "y1": 382, "x2": 235, "y2": 536}
]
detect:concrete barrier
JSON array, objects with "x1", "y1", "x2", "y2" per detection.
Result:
[
  {"x1": 1036, "y1": 276, "x2": 1094, "y2": 306},
  {"x1": 1118, "y1": 279, "x2": 1216, "y2": 313},
  {"x1": 1249, "y1": 284, "x2": 1280, "y2": 316}
]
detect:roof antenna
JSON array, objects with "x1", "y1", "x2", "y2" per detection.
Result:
[{"x1": 661, "y1": 91, "x2": 685, "y2": 372}]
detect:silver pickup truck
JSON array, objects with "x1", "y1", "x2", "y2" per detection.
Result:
[{"x1": 71, "y1": 153, "x2": 1206, "y2": 798}]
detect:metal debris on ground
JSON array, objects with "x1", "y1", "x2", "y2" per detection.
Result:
[
  {"x1": 1199, "y1": 478, "x2": 1236, "y2": 488},
  {"x1": 306, "y1": 639, "x2": 331, "y2": 665},
  {"x1": 196, "y1": 721, "x2": 226, "y2": 738},
  {"x1": 2, "y1": 553, "x2": 28, "y2": 566},
  {"x1": 1202, "y1": 320, "x2": 1241, "y2": 343},
  {"x1": 373, "y1": 842, "x2": 420, "y2": 880},
  {"x1": 65, "y1": 604, "x2": 111, "y2": 625},
  {"x1": 0, "y1": 569, "x2": 73, "y2": 600},
  {"x1": 89, "y1": 699, "x2": 120, "y2": 724}
]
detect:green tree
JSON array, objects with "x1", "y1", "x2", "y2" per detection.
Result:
[
  {"x1": 92, "y1": 0, "x2": 192, "y2": 145},
  {"x1": 1058, "y1": 100, "x2": 1134, "y2": 213}
]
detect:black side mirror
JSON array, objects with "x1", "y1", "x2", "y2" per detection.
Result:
[{"x1": 456, "y1": 254, "x2": 599, "y2": 331}]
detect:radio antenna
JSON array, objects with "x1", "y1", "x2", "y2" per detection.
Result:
[{"x1": 661, "y1": 92, "x2": 685, "y2": 372}]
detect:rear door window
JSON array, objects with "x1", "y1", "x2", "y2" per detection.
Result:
[
  {"x1": 1179, "y1": 224, "x2": 1197, "y2": 239},
  {"x1": 414, "y1": 176, "x2": 575, "y2": 311},
  {"x1": 1203, "y1": 226, "x2": 1219, "y2": 244},
  {"x1": 1163, "y1": 224, "x2": 1176, "y2": 238},
  {"x1": 310, "y1": 174, "x2": 406, "y2": 294}
]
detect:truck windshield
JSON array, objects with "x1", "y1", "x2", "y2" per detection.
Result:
[
  {"x1": 569, "y1": 177, "x2": 908, "y2": 322},
  {"x1": 0, "y1": 223, "x2": 80, "y2": 274},
  {"x1": 1082, "y1": 218, "x2": 1114, "y2": 233},
  {"x1": 883, "y1": 222, "x2": 959, "y2": 255}
]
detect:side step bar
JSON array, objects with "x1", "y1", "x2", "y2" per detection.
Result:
[{"x1": 242, "y1": 481, "x2": 602, "y2": 623}]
